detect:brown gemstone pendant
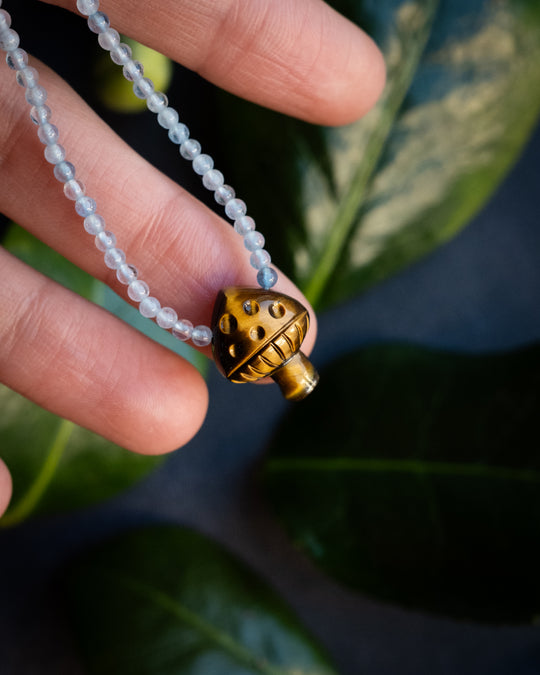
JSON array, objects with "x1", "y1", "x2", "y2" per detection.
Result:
[{"x1": 211, "y1": 287, "x2": 319, "y2": 401}]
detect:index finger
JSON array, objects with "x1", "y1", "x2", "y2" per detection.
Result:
[{"x1": 43, "y1": 0, "x2": 385, "y2": 125}]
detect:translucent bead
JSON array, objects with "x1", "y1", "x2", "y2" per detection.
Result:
[
  {"x1": 146, "y1": 91, "x2": 168, "y2": 113},
  {"x1": 0, "y1": 8, "x2": 11, "y2": 33},
  {"x1": 116, "y1": 263, "x2": 138, "y2": 285},
  {"x1": 25, "y1": 85, "x2": 47, "y2": 106},
  {"x1": 0, "y1": 29, "x2": 20, "y2": 52},
  {"x1": 127, "y1": 279, "x2": 149, "y2": 302},
  {"x1": 157, "y1": 107, "x2": 179, "y2": 129},
  {"x1": 250, "y1": 249, "x2": 271, "y2": 269},
  {"x1": 172, "y1": 319, "x2": 193, "y2": 342},
  {"x1": 156, "y1": 307, "x2": 178, "y2": 329},
  {"x1": 95, "y1": 230, "x2": 116, "y2": 251},
  {"x1": 214, "y1": 185, "x2": 235, "y2": 206},
  {"x1": 110, "y1": 42, "x2": 131, "y2": 65},
  {"x1": 16, "y1": 66, "x2": 38, "y2": 88},
  {"x1": 133, "y1": 77, "x2": 154, "y2": 99},
  {"x1": 192, "y1": 154, "x2": 213, "y2": 175},
  {"x1": 75, "y1": 196, "x2": 97, "y2": 217},
  {"x1": 168, "y1": 122, "x2": 189, "y2": 144},
  {"x1": 44, "y1": 143, "x2": 65, "y2": 164},
  {"x1": 192, "y1": 325, "x2": 213, "y2": 347},
  {"x1": 257, "y1": 267, "x2": 278, "y2": 289},
  {"x1": 244, "y1": 230, "x2": 265, "y2": 251},
  {"x1": 87, "y1": 11, "x2": 110, "y2": 33},
  {"x1": 6, "y1": 47, "x2": 27, "y2": 70},
  {"x1": 37, "y1": 122, "x2": 59, "y2": 145},
  {"x1": 84, "y1": 214, "x2": 105, "y2": 234},
  {"x1": 104, "y1": 247, "x2": 126, "y2": 269},
  {"x1": 139, "y1": 296, "x2": 160, "y2": 318},
  {"x1": 63, "y1": 179, "x2": 85, "y2": 200},
  {"x1": 30, "y1": 104, "x2": 51, "y2": 125},
  {"x1": 234, "y1": 216, "x2": 255, "y2": 235},
  {"x1": 202, "y1": 169, "x2": 224, "y2": 191},
  {"x1": 98, "y1": 27, "x2": 120, "y2": 51},
  {"x1": 122, "y1": 59, "x2": 143, "y2": 81},
  {"x1": 180, "y1": 139, "x2": 201, "y2": 160},
  {"x1": 225, "y1": 198, "x2": 247, "y2": 220},
  {"x1": 76, "y1": 0, "x2": 99, "y2": 15},
  {"x1": 54, "y1": 161, "x2": 76, "y2": 183}
]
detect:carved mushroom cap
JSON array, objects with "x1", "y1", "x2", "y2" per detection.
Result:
[{"x1": 211, "y1": 287, "x2": 310, "y2": 384}]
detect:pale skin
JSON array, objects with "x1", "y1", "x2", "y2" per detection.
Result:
[{"x1": 0, "y1": 0, "x2": 386, "y2": 517}]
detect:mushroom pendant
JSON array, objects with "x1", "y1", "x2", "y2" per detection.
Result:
[{"x1": 211, "y1": 287, "x2": 319, "y2": 401}]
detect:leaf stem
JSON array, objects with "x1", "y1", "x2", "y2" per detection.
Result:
[
  {"x1": 120, "y1": 577, "x2": 302, "y2": 675},
  {"x1": 0, "y1": 418, "x2": 73, "y2": 527},
  {"x1": 304, "y1": 0, "x2": 440, "y2": 307}
]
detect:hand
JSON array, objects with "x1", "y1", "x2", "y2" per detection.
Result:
[{"x1": 0, "y1": 0, "x2": 385, "y2": 516}]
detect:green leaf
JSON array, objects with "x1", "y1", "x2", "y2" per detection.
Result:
[
  {"x1": 0, "y1": 391, "x2": 160, "y2": 527},
  {"x1": 0, "y1": 224, "x2": 207, "y2": 525},
  {"x1": 262, "y1": 343, "x2": 540, "y2": 623},
  {"x1": 67, "y1": 526, "x2": 337, "y2": 675},
  {"x1": 217, "y1": 0, "x2": 540, "y2": 309}
]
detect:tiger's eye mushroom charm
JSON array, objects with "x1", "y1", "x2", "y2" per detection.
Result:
[{"x1": 211, "y1": 287, "x2": 319, "y2": 401}]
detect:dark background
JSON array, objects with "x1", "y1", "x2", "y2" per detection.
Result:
[{"x1": 2, "y1": 1, "x2": 540, "y2": 673}]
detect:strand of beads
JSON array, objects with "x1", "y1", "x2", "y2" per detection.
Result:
[
  {"x1": 0, "y1": 1, "x2": 212, "y2": 347},
  {"x1": 76, "y1": 0, "x2": 278, "y2": 291}
]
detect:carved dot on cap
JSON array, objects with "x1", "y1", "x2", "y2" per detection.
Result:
[
  {"x1": 228, "y1": 344, "x2": 237, "y2": 358},
  {"x1": 219, "y1": 313, "x2": 237, "y2": 334},
  {"x1": 243, "y1": 300, "x2": 259, "y2": 315},
  {"x1": 269, "y1": 301, "x2": 286, "y2": 319},
  {"x1": 250, "y1": 325, "x2": 265, "y2": 341}
]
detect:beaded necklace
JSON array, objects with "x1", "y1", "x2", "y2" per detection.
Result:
[{"x1": 0, "y1": 0, "x2": 319, "y2": 400}]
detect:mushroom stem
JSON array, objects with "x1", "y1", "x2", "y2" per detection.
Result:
[{"x1": 271, "y1": 351, "x2": 319, "y2": 401}]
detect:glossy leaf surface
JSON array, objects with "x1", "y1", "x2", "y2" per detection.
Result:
[
  {"x1": 67, "y1": 526, "x2": 337, "y2": 675},
  {"x1": 0, "y1": 225, "x2": 206, "y2": 525},
  {"x1": 263, "y1": 343, "x2": 540, "y2": 622},
  {"x1": 218, "y1": 0, "x2": 540, "y2": 309},
  {"x1": 0, "y1": 389, "x2": 160, "y2": 527}
]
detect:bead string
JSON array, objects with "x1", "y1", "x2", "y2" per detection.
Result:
[{"x1": 0, "y1": 0, "x2": 278, "y2": 348}]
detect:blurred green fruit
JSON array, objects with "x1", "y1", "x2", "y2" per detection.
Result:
[{"x1": 96, "y1": 38, "x2": 173, "y2": 113}]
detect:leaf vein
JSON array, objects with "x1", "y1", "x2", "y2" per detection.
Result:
[
  {"x1": 119, "y1": 576, "x2": 297, "y2": 675},
  {"x1": 1, "y1": 418, "x2": 73, "y2": 527},
  {"x1": 265, "y1": 458, "x2": 540, "y2": 483}
]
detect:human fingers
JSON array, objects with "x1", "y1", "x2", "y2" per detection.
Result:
[
  {"x1": 0, "y1": 459, "x2": 12, "y2": 518},
  {"x1": 0, "y1": 47, "x2": 316, "y2": 445},
  {"x1": 0, "y1": 55, "x2": 317, "y2": 355},
  {"x1": 43, "y1": 0, "x2": 386, "y2": 126},
  {"x1": 0, "y1": 248, "x2": 209, "y2": 454}
]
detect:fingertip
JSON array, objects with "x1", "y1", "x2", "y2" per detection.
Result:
[
  {"x1": 310, "y1": 14, "x2": 387, "y2": 126},
  {"x1": 338, "y1": 32, "x2": 387, "y2": 125},
  {"x1": 237, "y1": 0, "x2": 387, "y2": 127},
  {"x1": 0, "y1": 459, "x2": 13, "y2": 519},
  {"x1": 147, "y1": 362, "x2": 210, "y2": 455},
  {"x1": 106, "y1": 348, "x2": 210, "y2": 456}
]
